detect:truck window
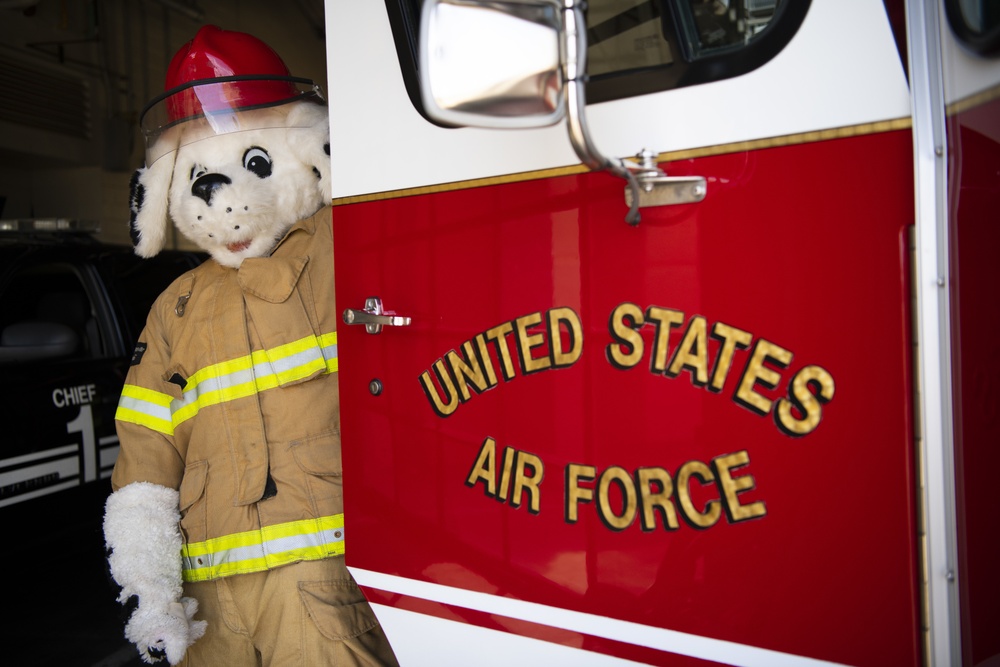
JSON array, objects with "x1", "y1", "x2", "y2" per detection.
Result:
[
  {"x1": 386, "y1": 0, "x2": 810, "y2": 114},
  {"x1": 588, "y1": 0, "x2": 777, "y2": 74},
  {"x1": 0, "y1": 263, "x2": 102, "y2": 363}
]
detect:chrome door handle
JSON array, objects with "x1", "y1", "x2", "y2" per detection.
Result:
[{"x1": 343, "y1": 296, "x2": 412, "y2": 334}]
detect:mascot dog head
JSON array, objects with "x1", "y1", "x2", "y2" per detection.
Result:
[{"x1": 130, "y1": 25, "x2": 330, "y2": 269}]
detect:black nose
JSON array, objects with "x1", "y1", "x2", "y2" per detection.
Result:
[{"x1": 191, "y1": 173, "x2": 232, "y2": 205}]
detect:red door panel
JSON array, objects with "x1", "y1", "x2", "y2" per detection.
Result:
[{"x1": 334, "y1": 128, "x2": 921, "y2": 666}]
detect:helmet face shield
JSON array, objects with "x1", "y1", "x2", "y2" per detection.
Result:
[{"x1": 140, "y1": 76, "x2": 324, "y2": 165}]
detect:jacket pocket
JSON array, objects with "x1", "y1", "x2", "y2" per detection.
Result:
[
  {"x1": 178, "y1": 460, "x2": 208, "y2": 541},
  {"x1": 290, "y1": 430, "x2": 343, "y2": 511},
  {"x1": 290, "y1": 429, "x2": 342, "y2": 476}
]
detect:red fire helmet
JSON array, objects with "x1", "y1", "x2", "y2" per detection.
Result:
[
  {"x1": 163, "y1": 25, "x2": 298, "y2": 121},
  {"x1": 139, "y1": 25, "x2": 324, "y2": 163},
  {"x1": 167, "y1": 25, "x2": 291, "y2": 89}
]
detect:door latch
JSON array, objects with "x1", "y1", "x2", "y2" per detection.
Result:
[{"x1": 343, "y1": 297, "x2": 412, "y2": 334}]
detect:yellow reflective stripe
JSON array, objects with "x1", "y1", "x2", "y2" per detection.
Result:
[
  {"x1": 170, "y1": 375, "x2": 258, "y2": 426},
  {"x1": 115, "y1": 406, "x2": 174, "y2": 435},
  {"x1": 174, "y1": 332, "x2": 337, "y2": 425},
  {"x1": 181, "y1": 514, "x2": 345, "y2": 582},
  {"x1": 116, "y1": 331, "x2": 338, "y2": 436},
  {"x1": 115, "y1": 385, "x2": 175, "y2": 435}
]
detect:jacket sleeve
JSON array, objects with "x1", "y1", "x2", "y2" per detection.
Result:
[{"x1": 112, "y1": 296, "x2": 186, "y2": 493}]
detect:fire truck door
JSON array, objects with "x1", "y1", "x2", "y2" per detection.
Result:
[{"x1": 327, "y1": 1, "x2": 925, "y2": 665}]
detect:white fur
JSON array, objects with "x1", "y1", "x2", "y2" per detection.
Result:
[
  {"x1": 131, "y1": 100, "x2": 330, "y2": 268},
  {"x1": 286, "y1": 101, "x2": 332, "y2": 203},
  {"x1": 104, "y1": 482, "x2": 207, "y2": 665},
  {"x1": 132, "y1": 157, "x2": 175, "y2": 258}
]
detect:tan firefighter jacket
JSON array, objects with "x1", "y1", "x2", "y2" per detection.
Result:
[{"x1": 113, "y1": 206, "x2": 344, "y2": 583}]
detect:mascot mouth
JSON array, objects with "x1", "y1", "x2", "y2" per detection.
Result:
[{"x1": 227, "y1": 239, "x2": 253, "y2": 253}]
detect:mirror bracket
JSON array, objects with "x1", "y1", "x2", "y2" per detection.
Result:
[
  {"x1": 561, "y1": 2, "x2": 705, "y2": 225},
  {"x1": 622, "y1": 149, "x2": 708, "y2": 220}
]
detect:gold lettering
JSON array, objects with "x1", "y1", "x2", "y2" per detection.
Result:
[
  {"x1": 645, "y1": 307, "x2": 685, "y2": 373},
  {"x1": 446, "y1": 340, "x2": 491, "y2": 402},
  {"x1": 484, "y1": 322, "x2": 517, "y2": 381},
  {"x1": 676, "y1": 460, "x2": 721, "y2": 529},
  {"x1": 423, "y1": 308, "x2": 586, "y2": 418},
  {"x1": 667, "y1": 315, "x2": 709, "y2": 384},
  {"x1": 559, "y1": 454, "x2": 767, "y2": 533},
  {"x1": 466, "y1": 437, "x2": 498, "y2": 496},
  {"x1": 712, "y1": 450, "x2": 766, "y2": 522},
  {"x1": 775, "y1": 365, "x2": 836, "y2": 436},
  {"x1": 498, "y1": 446, "x2": 517, "y2": 502},
  {"x1": 548, "y1": 307, "x2": 583, "y2": 368},
  {"x1": 597, "y1": 466, "x2": 637, "y2": 531},
  {"x1": 734, "y1": 339, "x2": 792, "y2": 416},
  {"x1": 565, "y1": 463, "x2": 596, "y2": 523},
  {"x1": 511, "y1": 451, "x2": 544, "y2": 514},
  {"x1": 474, "y1": 334, "x2": 500, "y2": 387},
  {"x1": 709, "y1": 322, "x2": 753, "y2": 392},
  {"x1": 469, "y1": 439, "x2": 545, "y2": 512},
  {"x1": 514, "y1": 312, "x2": 551, "y2": 374},
  {"x1": 607, "y1": 302, "x2": 645, "y2": 369},
  {"x1": 419, "y1": 360, "x2": 459, "y2": 417},
  {"x1": 637, "y1": 467, "x2": 679, "y2": 531}
]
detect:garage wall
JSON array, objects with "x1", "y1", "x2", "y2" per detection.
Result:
[{"x1": 0, "y1": 0, "x2": 327, "y2": 249}]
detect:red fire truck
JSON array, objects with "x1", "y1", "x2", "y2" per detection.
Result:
[{"x1": 324, "y1": 1, "x2": 999, "y2": 665}]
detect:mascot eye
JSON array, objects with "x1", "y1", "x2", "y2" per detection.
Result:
[{"x1": 243, "y1": 147, "x2": 272, "y2": 179}]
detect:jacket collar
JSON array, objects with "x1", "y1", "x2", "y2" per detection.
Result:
[{"x1": 234, "y1": 210, "x2": 320, "y2": 302}]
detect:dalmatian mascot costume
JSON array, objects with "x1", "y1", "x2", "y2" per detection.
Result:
[{"x1": 103, "y1": 26, "x2": 397, "y2": 666}]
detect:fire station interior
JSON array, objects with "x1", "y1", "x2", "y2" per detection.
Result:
[
  {"x1": 0, "y1": 0, "x2": 326, "y2": 364},
  {"x1": 0, "y1": 0, "x2": 327, "y2": 247},
  {"x1": 0, "y1": 0, "x2": 775, "y2": 367}
]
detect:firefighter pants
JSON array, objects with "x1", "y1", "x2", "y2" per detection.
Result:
[{"x1": 179, "y1": 556, "x2": 398, "y2": 666}]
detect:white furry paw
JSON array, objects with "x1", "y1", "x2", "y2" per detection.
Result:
[{"x1": 124, "y1": 597, "x2": 207, "y2": 665}]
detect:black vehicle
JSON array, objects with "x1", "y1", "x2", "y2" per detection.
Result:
[
  {"x1": 0, "y1": 220, "x2": 204, "y2": 529},
  {"x1": 0, "y1": 221, "x2": 204, "y2": 665}
]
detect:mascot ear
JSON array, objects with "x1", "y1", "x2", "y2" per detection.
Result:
[
  {"x1": 286, "y1": 102, "x2": 332, "y2": 204},
  {"x1": 129, "y1": 156, "x2": 175, "y2": 258}
]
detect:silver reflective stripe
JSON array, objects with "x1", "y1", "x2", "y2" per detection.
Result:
[{"x1": 118, "y1": 394, "x2": 172, "y2": 423}]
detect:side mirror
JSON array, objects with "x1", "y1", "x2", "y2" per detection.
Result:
[{"x1": 419, "y1": 0, "x2": 565, "y2": 129}]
